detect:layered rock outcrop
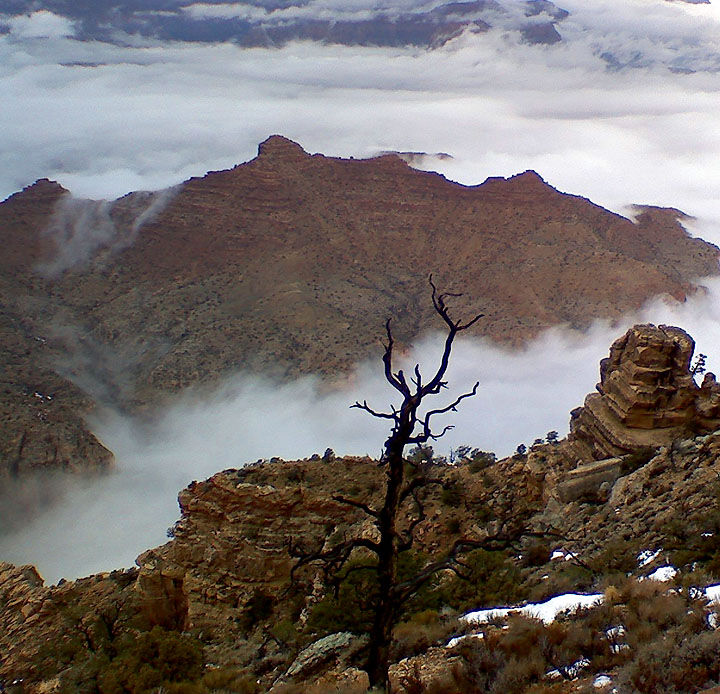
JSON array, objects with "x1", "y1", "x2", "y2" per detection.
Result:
[
  {"x1": 0, "y1": 562, "x2": 139, "y2": 691},
  {"x1": 0, "y1": 453, "x2": 539, "y2": 691},
  {"x1": 567, "y1": 324, "x2": 720, "y2": 463},
  {"x1": 4, "y1": 320, "x2": 720, "y2": 690},
  {"x1": 529, "y1": 324, "x2": 720, "y2": 505}
]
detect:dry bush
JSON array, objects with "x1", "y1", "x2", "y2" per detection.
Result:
[
  {"x1": 391, "y1": 611, "x2": 459, "y2": 661},
  {"x1": 616, "y1": 629, "x2": 720, "y2": 693}
]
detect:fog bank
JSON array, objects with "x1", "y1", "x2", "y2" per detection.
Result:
[{"x1": 4, "y1": 277, "x2": 720, "y2": 583}]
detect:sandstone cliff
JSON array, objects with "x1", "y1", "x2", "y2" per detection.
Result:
[{"x1": 567, "y1": 324, "x2": 720, "y2": 460}]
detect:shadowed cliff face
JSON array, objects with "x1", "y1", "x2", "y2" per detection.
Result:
[{"x1": 0, "y1": 135, "x2": 719, "y2": 478}]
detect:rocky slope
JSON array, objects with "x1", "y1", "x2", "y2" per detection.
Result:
[
  {"x1": 1, "y1": 136, "x2": 718, "y2": 478},
  {"x1": 4, "y1": 324, "x2": 720, "y2": 693}
]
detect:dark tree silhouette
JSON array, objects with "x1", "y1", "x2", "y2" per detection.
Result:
[{"x1": 292, "y1": 277, "x2": 537, "y2": 692}]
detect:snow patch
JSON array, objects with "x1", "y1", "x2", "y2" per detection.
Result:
[
  {"x1": 646, "y1": 566, "x2": 677, "y2": 582},
  {"x1": 546, "y1": 657, "x2": 590, "y2": 680},
  {"x1": 706, "y1": 584, "x2": 720, "y2": 603},
  {"x1": 462, "y1": 592, "x2": 604, "y2": 626},
  {"x1": 594, "y1": 674, "x2": 612, "y2": 688},
  {"x1": 637, "y1": 549, "x2": 661, "y2": 567}
]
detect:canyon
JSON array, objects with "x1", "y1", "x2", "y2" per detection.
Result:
[{"x1": 1, "y1": 136, "x2": 718, "y2": 478}]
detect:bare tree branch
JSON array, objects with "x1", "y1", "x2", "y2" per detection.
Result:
[
  {"x1": 332, "y1": 494, "x2": 380, "y2": 518},
  {"x1": 350, "y1": 400, "x2": 396, "y2": 420},
  {"x1": 290, "y1": 276, "x2": 490, "y2": 692}
]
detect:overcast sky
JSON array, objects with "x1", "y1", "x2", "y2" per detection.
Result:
[{"x1": 3, "y1": 0, "x2": 720, "y2": 581}]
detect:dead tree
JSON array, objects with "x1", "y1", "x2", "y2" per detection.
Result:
[{"x1": 292, "y1": 277, "x2": 535, "y2": 692}]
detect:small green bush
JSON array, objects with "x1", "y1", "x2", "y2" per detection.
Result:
[
  {"x1": 441, "y1": 483, "x2": 463, "y2": 508},
  {"x1": 590, "y1": 537, "x2": 638, "y2": 576},
  {"x1": 96, "y1": 626, "x2": 204, "y2": 693},
  {"x1": 439, "y1": 549, "x2": 527, "y2": 612}
]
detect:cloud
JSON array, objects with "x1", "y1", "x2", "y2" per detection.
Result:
[
  {"x1": 5, "y1": 276, "x2": 720, "y2": 583},
  {"x1": 180, "y1": 0, "x2": 449, "y2": 23},
  {"x1": 3, "y1": 10, "x2": 76, "y2": 39},
  {"x1": 36, "y1": 187, "x2": 177, "y2": 277},
  {"x1": 0, "y1": 0, "x2": 719, "y2": 227}
]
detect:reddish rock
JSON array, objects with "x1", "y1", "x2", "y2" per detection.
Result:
[{"x1": 1, "y1": 137, "x2": 719, "y2": 476}]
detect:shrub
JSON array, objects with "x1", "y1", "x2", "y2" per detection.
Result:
[
  {"x1": 96, "y1": 626, "x2": 205, "y2": 694},
  {"x1": 522, "y1": 542, "x2": 552, "y2": 568},
  {"x1": 446, "y1": 516, "x2": 462, "y2": 534},
  {"x1": 590, "y1": 538, "x2": 638, "y2": 576},
  {"x1": 467, "y1": 450, "x2": 497, "y2": 473},
  {"x1": 306, "y1": 552, "x2": 440, "y2": 637},
  {"x1": 617, "y1": 629, "x2": 720, "y2": 693},
  {"x1": 201, "y1": 668, "x2": 261, "y2": 693},
  {"x1": 439, "y1": 549, "x2": 527, "y2": 612},
  {"x1": 391, "y1": 610, "x2": 456, "y2": 661},
  {"x1": 441, "y1": 482, "x2": 463, "y2": 508}
]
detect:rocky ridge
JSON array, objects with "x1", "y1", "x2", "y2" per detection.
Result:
[
  {"x1": 4, "y1": 324, "x2": 720, "y2": 692},
  {"x1": 1, "y1": 136, "x2": 719, "y2": 478}
]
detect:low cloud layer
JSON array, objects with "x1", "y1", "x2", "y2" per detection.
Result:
[
  {"x1": 0, "y1": 0, "x2": 719, "y2": 231},
  {"x1": 37, "y1": 187, "x2": 177, "y2": 276},
  {"x1": 4, "y1": 277, "x2": 720, "y2": 583}
]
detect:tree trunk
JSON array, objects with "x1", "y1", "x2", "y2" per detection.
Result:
[{"x1": 366, "y1": 443, "x2": 405, "y2": 692}]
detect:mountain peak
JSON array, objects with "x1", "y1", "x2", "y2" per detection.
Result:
[
  {"x1": 508, "y1": 170, "x2": 550, "y2": 186},
  {"x1": 257, "y1": 135, "x2": 309, "y2": 160},
  {"x1": 2, "y1": 178, "x2": 67, "y2": 205}
]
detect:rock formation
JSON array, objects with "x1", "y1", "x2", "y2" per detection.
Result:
[
  {"x1": 0, "y1": 451, "x2": 540, "y2": 692},
  {"x1": 529, "y1": 323, "x2": 720, "y2": 505},
  {"x1": 568, "y1": 324, "x2": 720, "y2": 463},
  {"x1": 4, "y1": 323, "x2": 720, "y2": 691}
]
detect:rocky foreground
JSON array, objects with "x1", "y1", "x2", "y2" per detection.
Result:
[
  {"x1": 1, "y1": 136, "x2": 719, "y2": 478},
  {"x1": 4, "y1": 324, "x2": 720, "y2": 693}
]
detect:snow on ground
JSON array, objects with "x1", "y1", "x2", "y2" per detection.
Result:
[
  {"x1": 546, "y1": 658, "x2": 590, "y2": 680},
  {"x1": 593, "y1": 674, "x2": 612, "y2": 689},
  {"x1": 446, "y1": 632, "x2": 484, "y2": 649},
  {"x1": 646, "y1": 566, "x2": 677, "y2": 582},
  {"x1": 462, "y1": 592, "x2": 605, "y2": 626},
  {"x1": 637, "y1": 549, "x2": 661, "y2": 568},
  {"x1": 449, "y1": 582, "x2": 720, "y2": 652},
  {"x1": 705, "y1": 584, "x2": 720, "y2": 603}
]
